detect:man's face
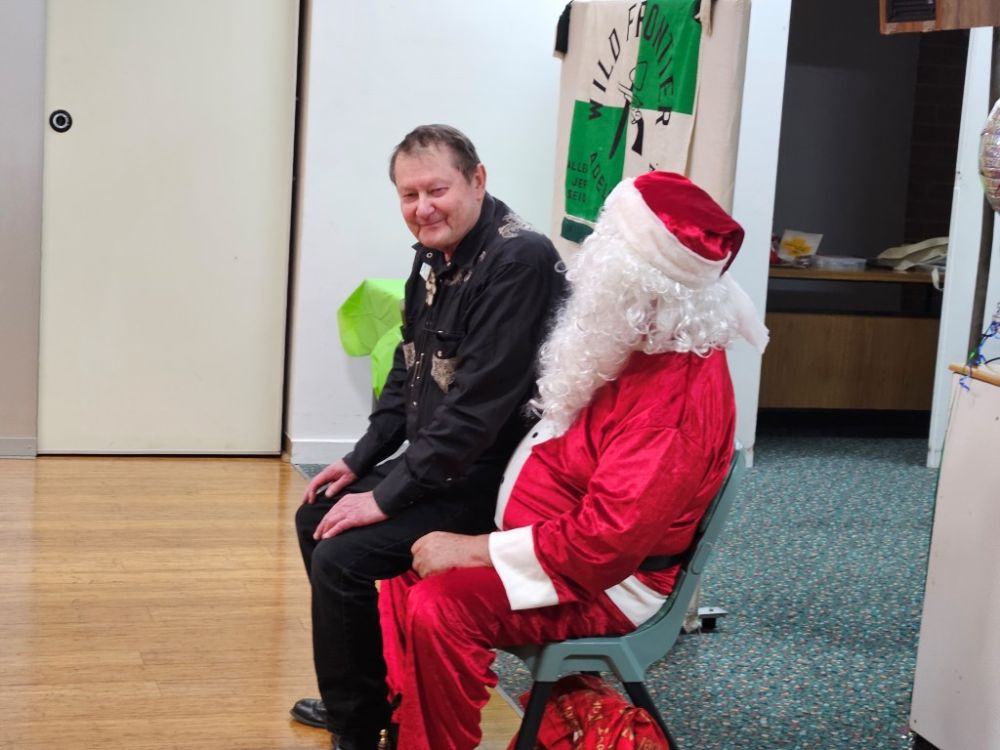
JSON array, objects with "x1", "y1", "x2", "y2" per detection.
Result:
[{"x1": 393, "y1": 145, "x2": 486, "y2": 258}]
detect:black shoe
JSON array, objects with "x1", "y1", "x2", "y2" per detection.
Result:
[{"x1": 290, "y1": 697, "x2": 327, "y2": 729}]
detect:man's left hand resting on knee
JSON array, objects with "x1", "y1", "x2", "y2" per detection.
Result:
[{"x1": 312, "y1": 492, "x2": 389, "y2": 540}]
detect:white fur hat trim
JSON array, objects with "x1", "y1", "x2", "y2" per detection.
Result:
[{"x1": 602, "y1": 177, "x2": 731, "y2": 290}]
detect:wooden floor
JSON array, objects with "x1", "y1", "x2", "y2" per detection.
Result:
[{"x1": 0, "y1": 457, "x2": 520, "y2": 750}]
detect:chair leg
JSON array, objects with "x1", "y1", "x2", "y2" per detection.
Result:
[
  {"x1": 623, "y1": 682, "x2": 678, "y2": 750},
  {"x1": 513, "y1": 681, "x2": 553, "y2": 750}
]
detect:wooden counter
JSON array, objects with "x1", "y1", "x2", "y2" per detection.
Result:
[
  {"x1": 767, "y1": 266, "x2": 936, "y2": 284},
  {"x1": 759, "y1": 266, "x2": 941, "y2": 410}
]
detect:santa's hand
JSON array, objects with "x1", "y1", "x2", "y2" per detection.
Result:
[{"x1": 411, "y1": 532, "x2": 491, "y2": 578}]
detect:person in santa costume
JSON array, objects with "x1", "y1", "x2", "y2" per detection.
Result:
[{"x1": 377, "y1": 171, "x2": 769, "y2": 750}]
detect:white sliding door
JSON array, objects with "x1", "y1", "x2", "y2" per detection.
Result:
[{"x1": 38, "y1": 0, "x2": 298, "y2": 453}]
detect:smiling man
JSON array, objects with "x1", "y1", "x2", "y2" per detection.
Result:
[{"x1": 292, "y1": 125, "x2": 565, "y2": 750}]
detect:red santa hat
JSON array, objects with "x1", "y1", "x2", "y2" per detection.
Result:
[
  {"x1": 599, "y1": 171, "x2": 768, "y2": 352},
  {"x1": 601, "y1": 171, "x2": 744, "y2": 289}
]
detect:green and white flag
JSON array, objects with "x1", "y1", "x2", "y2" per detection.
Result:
[{"x1": 558, "y1": 0, "x2": 704, "y2": 245}]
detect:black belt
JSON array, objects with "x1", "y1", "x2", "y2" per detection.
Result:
[{"x1": 638, "y1": 552, "x2": 687, "y2": 571}]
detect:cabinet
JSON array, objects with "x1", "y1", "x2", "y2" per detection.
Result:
[
  {"x1": 880, "y1": 0, "x2": 1000, "y2": 35},
  {"x1": 759, "y1": 267, "x2": 941, "y2": 410}
]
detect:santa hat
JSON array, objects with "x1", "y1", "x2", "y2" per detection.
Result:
[{"x1": 600, "y1": 172, "x2": 769, "y2": 352}]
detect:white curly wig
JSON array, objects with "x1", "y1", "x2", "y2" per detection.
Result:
[
  {"x1": 532, "y1": 172, "x2": 769, "y2": 433},
  {"x1": 532, "y1": 218, "x2": 742, "y2": 433}
]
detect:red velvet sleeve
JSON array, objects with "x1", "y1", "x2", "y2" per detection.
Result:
[{"x1": 530, "y1": 423, "x2": 714, "y2": 605}]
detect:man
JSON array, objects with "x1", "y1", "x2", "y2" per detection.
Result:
[
  {"x1": 293, "y1": 125, "x2": 565, "y2": 750},
  {"x1": 378, "y1": 172, "x2": 769, "y2": 749}
]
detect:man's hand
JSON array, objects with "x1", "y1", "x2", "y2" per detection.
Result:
[
  {"x1": 411, "y1": 532, "x2": 492, "y2": 578},
  {"x1": 304, "y1": 459, "x2": 358, "y2": 504},
  {"x1": 313, "y1": 491, "x2": 388, "y2": 540}
]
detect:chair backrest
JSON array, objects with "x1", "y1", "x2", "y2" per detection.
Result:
[
  {"x1": 506, "y1": 447, "x2": 746, "y2": 684},
  {"x1": 606, "y1": 447, "x2": 746, "y2": 673}
]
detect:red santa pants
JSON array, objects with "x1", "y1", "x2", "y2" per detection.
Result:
[{"x1": 379, "y1": 567, "x2": 637, "y2": 750}]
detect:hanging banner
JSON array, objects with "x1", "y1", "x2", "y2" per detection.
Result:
[
  {"x1": 562, "y1": 0, "x2": 701, "y2": 242},
  {"x1": 551, "y1": 0, "x2": 751, "y2": 254}
]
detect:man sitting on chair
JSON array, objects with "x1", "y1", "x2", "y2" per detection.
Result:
[{"x1": 378, "y1": 172, "x2": 769, "y2": 750}]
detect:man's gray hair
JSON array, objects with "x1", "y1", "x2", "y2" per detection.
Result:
[{"x1": 389, "y1": 124, "x2": 481, "y2": 184}]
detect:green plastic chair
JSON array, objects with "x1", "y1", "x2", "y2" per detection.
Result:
[{"x1": 500, "y1": 448, "x2": 746, "y2": 750}]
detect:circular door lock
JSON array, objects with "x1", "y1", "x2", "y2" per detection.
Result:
[{"x1": 49, "y1": 110, "x2": 73, "y2": 133}]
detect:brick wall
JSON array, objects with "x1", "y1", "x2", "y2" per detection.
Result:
[{"x1": 904, "y1": 30, "x2": 969, "y2": 243}]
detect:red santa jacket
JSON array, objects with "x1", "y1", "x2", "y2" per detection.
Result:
[{"x1": 489, "y1": 349, "x2": 735, "y2": 626}]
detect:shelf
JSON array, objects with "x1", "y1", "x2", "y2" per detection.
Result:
[
  {"x1": 768, "y1": 266, "x2": 937, "y2": 284},
  {"x1": 948, "y1": 363, "x2": 1000, "y2": 388}
]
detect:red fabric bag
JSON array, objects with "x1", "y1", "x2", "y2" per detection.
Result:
[{"x1": 507, "y1": 674, "x2": 672, "y2": 750}]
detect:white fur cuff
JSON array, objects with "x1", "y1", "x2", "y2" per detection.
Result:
[{"x1": 489, "y1": 527, "x2": 559, "y2": 611}]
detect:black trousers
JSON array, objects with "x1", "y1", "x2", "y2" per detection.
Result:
[{"x1": 295, "y1": 458, "x2": 497, "y2": 746}]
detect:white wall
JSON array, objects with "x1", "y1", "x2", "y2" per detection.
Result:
[
  {"x1": 773, "y1": 1, "x2": 920, "y2": 258},
  {"x1": 285, "y1": 0, "x2": 567, "y2": 463},
  {"x1": 0, "y1": 0, "x2": 45, "y2": 457},
  {"x1": 927, "y1": 28, "x2": 993, "y2": 468},
  {"x1": 730, "y1": 0, "x2": 793, "y2": 466}
]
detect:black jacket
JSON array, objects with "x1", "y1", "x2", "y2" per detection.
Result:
[{"x1": 344, "y1": 194, "x2": 566, "y2": 515}]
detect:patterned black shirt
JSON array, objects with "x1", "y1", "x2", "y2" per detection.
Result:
[{"x1": 343, "y1": 194, "x2": 566, "y2": 515}]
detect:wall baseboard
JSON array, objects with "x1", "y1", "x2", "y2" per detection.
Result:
[
  {"x1": 286, "y1": 436, "x2": 357, "y2": 465},
  {"x1": 0, "y1": 437, "x2": 37, "y2": 458}
]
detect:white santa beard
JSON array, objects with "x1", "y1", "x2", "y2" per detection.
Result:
[{"x1": 534, "y1": 224, "x2": 739, "y2": 433}]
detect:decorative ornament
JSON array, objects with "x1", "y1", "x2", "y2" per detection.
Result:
[
  {"x1": 978, "y1": 99, "x2": 1000, "y2": 212},
  {"x1": 960, "y1": 302, "x2": 1000, "y2": 391}
]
